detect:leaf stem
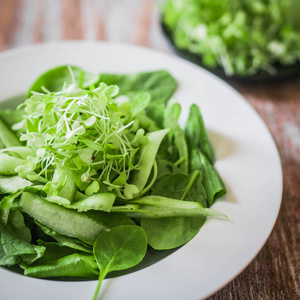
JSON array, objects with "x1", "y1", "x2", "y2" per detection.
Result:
[
  {"x1": 92, "y1": 271, "x2": 106, "y2": 300},
  {"x1": 180, "y1": 170, "x2": 200, "y2": 200}
]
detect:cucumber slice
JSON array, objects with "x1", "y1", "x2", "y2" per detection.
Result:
[
  {"x1": 0, "y1": 175, "x2": 32, "y2": 194},
  {"x1": 19, "y1": 192, "x2": 109, "y2": 245}
]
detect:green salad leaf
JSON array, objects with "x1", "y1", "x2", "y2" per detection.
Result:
[
  {"x1": 162, "y1": 0, "x2": 300, "y2": 76},
  {"x1": 93, "y1": 225, "x2": 148, "y2": 300},
  {"x1": 0, "y1": 66, "x2": 227, "y2": 298}
]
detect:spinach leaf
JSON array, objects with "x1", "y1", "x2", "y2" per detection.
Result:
[
  {"x1": 141, "y1": 216, "x2": 206, "y2": 250},
  {"x1": 130, "y1": 92, "x2": 151, "y2": 118},
  {"x1": 21, "y1": 239, "x2": 97, "y2": 278},
  {"x1": 8, "y1": 210, "x2": 31, "y2": 243},
  {"x1": 0, "y1": 109, "x2": 25, "y2": 130},
  {"x1": 27, "y1": 65, "x2": 100, "y2": 96},
  {"x1": 34, "y1": 240, "x2": 81, "y2": 263},
  {"x1": 22, "y1": 253, "x2": 98, "y2": 278},
  {"x1": 100, "y1": 70, "x2": 177, "y2": 104},
  {"x1": 140, "y1": 172, "x2": 207, "y2": 249},
  {"x1": 92, "y1": 225, "x2": 147, "y2": 300},
  {"x1": 190, "y1": 147, "x2": 226, "y2": 206},
  {"x1": 0, "y1": 192, "x2": 22, "y2": 225},
  {"x1": 36, "y1": 222, "x2": 93, "y2": 253},
  {"x1": 101, "y1": 70, "x2": 177, "y2": 128},
  {"x1": 151, "y1": 172, "x2": 206, "y2": 205},
  {"x1": 165, "y1": 117, "x2": 189, "y2": 173},
  {"x1": 0, "y1": 223, "x2": 45, "y2": 266},
  {"x1": 185, "y1": 104, "x2": 213, "y2": 163}
]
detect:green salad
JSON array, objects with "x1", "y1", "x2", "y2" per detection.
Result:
[
  {"x1": 162, "y1": 0, "x2": 300, "y2": 76},
  {"x1": 0, "y1": 66, "x2": 226, "y2": 299}
]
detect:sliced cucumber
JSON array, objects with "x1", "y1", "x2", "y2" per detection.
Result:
[
  {"x1": 57, "y1": 169, "x2": 77, "y2": 202},
  {"x1": 0, "y1": 175, "x2": 32, "y2": 194},
  {"x1": 68, "y1": 193, "x2": 116, "y2": 212},
  {"x1": 19, "y1": 192, "x2": 109, "y2": 245}
]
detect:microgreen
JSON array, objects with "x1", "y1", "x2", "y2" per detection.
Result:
[{"x1": 19, "y1": 78, "x2": 145, "y2": 197}]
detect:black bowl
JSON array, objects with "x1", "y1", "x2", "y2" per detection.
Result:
[{"x1": 161, "y1": 21, "x2": 300, "y2": 83}]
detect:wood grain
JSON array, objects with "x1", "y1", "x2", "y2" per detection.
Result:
[
  {"x1": 0, "y1": 0, "x2": 24, "y2": 51},
  {"x1": 61, "y1": 0, "x2": 84, "y2": 40},
  {"x1": 0, "y1": 1, "x2": 299, "y2": 299}
]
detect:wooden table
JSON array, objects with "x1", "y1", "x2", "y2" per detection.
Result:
[{"x1": 0, "y1": 1, "x2": 299, "y2": 299}]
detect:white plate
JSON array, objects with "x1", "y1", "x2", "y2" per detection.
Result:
[{"x1": 0, "y1": 42, "x2": 282, "y2": 300}]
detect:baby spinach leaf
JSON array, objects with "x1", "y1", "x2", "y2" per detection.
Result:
[
  {"x1": 146, "y1": 101, "x2": 165, "y2": 129},
  {"x1": 0, "y1": 223, "x2": 45, "y2": 266},
  {"x1": 0, "y1": 192, "x2": 22, "y2": 225},
  {"x1": 27, "y1": 65, "x2": 100, "y2": 96},
  {"x1": 151, "y1": 171, "x2": 206, "y2": 205},
  {"x1": 0, "y1": 109, "x2": 25, "y2": 130},
  {"x1": 93, "y1": 225, "x2": 148, "y2": 300},
  {"x1": 185, "y1": 104, "x2": 213, "y2": 163},
  {"x1": 130, "y1": 92, "x2": 151, "y2": 118},
  {"x1": 190, "y1": 147, "x2": 226, "y2": 206},
  {"x1": 184, "y1": 176, "x2": 207, "y2": 208},
  {"x1": 34, "y1": 240, "x2": 81, "y2": 263},
  {"x1": 8, "y1": 210, "x2": 31, "y2": 243},
  {"x1": 156, "y1": 159, "x2": 182, "y2": 180},
  {"x1": 141, "y1": 216, "x2": 206, "y2": 250},
  {"x1": 151, "y1": 173, "x2": 192, "y2": 199},
  {"x1": 140, "y1": 171, "x2": 207, "y2": 249},
  {"x1": 0, "y1": 243, "x2": 20, "y2": 267},
  {"x1": 163, "y1": 101, "x2": 181, "y2": 127},
  {"x1": 22, "y1": 253, "x2": 98, "y2": 278},
  {"x1": 36, "y1": 222, "x2": 93, "y2": 253},
  {"x1": 100, "y1": 70, "x2": 177, "y2": 104},
  {"x1": 164, "y1": 117, "x2": 189, "y2": 173}
]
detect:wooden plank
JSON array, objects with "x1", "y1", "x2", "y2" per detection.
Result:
[
  {"x1": 0, "y1": 0, "x2": 24, "y2": 51},
  {"x1": 61, "y1": 0, "x2": 84, "y2": 40}
]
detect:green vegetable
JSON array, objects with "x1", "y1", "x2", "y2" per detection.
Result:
[
  {"x1": 0, "y1": 175, "x2": 32, "y2": 194},
  {"x1": 0, "y1": 66, "x2": 227, "y2": 298},
  {"x1": 92, "y1": 225, "x2": 148, "y2": 300},
  {"x1": 162, "y1": 0, "x2": 300, "y2": 76},
  {"x1": 0, "y1": 117, "x2": 23, "y2": 148},
  {"x1": 19, "y1": 192, "x2": 109, "y2": 245},
  {"x1": 27, "y1": 65, "x2": 100, "y2": 97}
]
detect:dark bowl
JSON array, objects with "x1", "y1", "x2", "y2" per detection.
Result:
[{"x1": 161, "y1": 21, "x2": 300, "y2": 84}]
